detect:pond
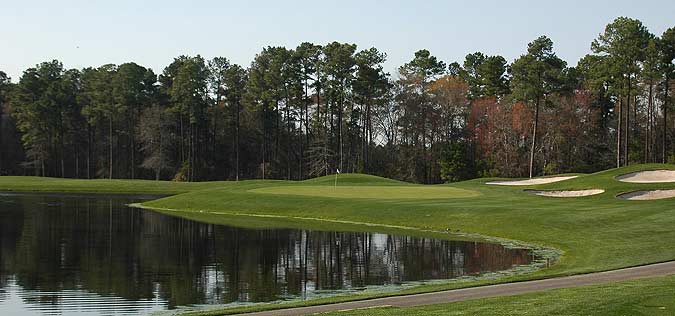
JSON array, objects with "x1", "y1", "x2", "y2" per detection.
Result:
[{"x1": 0, "y1": 193, "x2": 535, "y2": 315}]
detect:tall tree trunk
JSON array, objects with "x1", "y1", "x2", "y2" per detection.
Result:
[
  {"x1": 366, "y1": 98, "x2": 373, "y2": 174},
  {"x1": 130, "y1": 113, "x2": 136, "y2": 179},
  {"x1": 275, "y1": 99, "x2": 280, "y2": 172},
  {"x1": 323, "y1": 113, "x2": 328, "y2": 177},
  {"x1": 191, "y1": 122, "x2": 196, "y2": 181},
  {"x1": 422, "y1": 109, "x2": 428, "y2": 183},
  {"x1": 617, "y1": 98, "x2": 623, "y2": 168},
  {"x1": 363, "y1": 102, "x2": 373, "y2": 173},
  {"x1": 646, "y1": 83, "x2": 653, "y2": 163},
  {"x1": 188, "y1": 123, "x2": 191, "y2": 181},
  {"x1": 179, "y1": 114, "x2": 185, "y2": 166},
  {"x1": 529, "y1": 96, "x2": 540, "y2": 178},
  {"x1": 299, "y1": 136, "x2": 304, "y2": 180},
  {"x1": 212, "y1": 108, "x2": 217, "y2": 173},
  {"x1": 130, "y1": 125, "x2": 135, "y2": 179},
  {"x1": 624, "y1": 75, "x2": 631, "y2": 166},
  {"x1": 339, "y1": 95, "x2": 343, "y2": 172},
  {"x1": 194, "y1": 122, "x2": 197, "y2": 180},
  {"x1": 186, "y1": 121, "x2": 190, "y2": 181},
  {"x1": 285, "y1": 94, "x2": 291, "y2": 180},
  {"x1": 109, "y1": 116, "x2": 113, "y2": 179},
  {"x1": 664, "y1": 77, "x2": 669, "y2": 164},
  {"x1": 302, "y1": 80, "x2": 310, "y2": 180},
  {"x1": 330, "y1": 100, "x2": 335, "y2": 171},
  {"x1": 347, "y1": 98, "x2": 354, "y2": 173},
  {"x1": 59, "y1": 130, "x2": 65, "y2": 178},
  {"x1": 214, "y1": 91, "x2": 221, "y2": 176},
  {"x1": 318, "y1": 90, "x2": 327, "y2": 176},
  {"x1": 261, "y1": 105, "x2": 266, "y2": 180},
  {"x1": 0, "y1": 102, "x2": 3, "y2": 175},
  {"x1": 235, "y1": 100, "x2": 240, "y2": 181},
  {"x1": 315, "y1": 84, "x2": 321, "y2": 127},
  {"x1": 87, "y1": 125, "x2": 92, "y2": 179},
  {"x1": 361, "y1": 100, "x2": 367, "y2": 173},
  {"x1": 157, "y1": 125, "x2": 163, "y2": 181}
]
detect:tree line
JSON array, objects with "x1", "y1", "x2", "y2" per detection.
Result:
[{"x1": 0, "y1": 17, "x2": 673, "y2": 183}]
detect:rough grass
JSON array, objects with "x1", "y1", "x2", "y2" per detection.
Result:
[{"x1": 318, "y1": 275, "x2": 675, "y2": 316}]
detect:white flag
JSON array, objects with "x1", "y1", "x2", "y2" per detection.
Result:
[{"x1": 337, "y1": 169, "x2": 341, "y2": 174}]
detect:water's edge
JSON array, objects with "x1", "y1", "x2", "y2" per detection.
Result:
[{"x1": 129, "y1": 203, "x2": 562, "y2": 315}]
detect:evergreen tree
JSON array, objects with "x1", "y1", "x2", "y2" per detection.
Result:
[
  {"x1": 592, "y1": 17, "x2": 652, "y2": 165},
  {"x1": 511, "y1": 36, "x2": 566, "y2": 178}
]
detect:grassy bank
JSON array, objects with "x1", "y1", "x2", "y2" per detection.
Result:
[
  {"x1": 0, "y1": 176, "x2": 229, "y2": 194},
  {"x1": 318, "y1": 275, "x2": 675, "y2": 316},
  {"x1": 2, "y1": 164, "x2": 675, "y2": 315}
]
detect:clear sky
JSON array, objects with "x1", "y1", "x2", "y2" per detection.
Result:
[{"x1": 1, "y1": 0, "x2": 674, "y2": 81}]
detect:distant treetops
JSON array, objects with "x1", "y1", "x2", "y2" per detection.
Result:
[{"x1": 0, "y1": 17, "x2": 673, "y2": 184}]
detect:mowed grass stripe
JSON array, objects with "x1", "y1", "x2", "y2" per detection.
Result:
[{"x1": 249, "y1": 185, "x2": 480, "y2": 199}]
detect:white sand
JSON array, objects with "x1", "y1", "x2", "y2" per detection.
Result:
[
  {"x1": 525, "y1": 189, "x2": 605, "y2": 198},
  {"x1": 618, "y1": 190, "x2": 675, "y2": 200},
  {"x1": 616, "y1": 170, "x2": 675, "y2": 183},
  {"x1": 486, "y1": 176, "x2": 578, "y2": 186}
]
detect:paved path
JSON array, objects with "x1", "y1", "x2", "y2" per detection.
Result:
[{"x1": 234, "y1": 261, "x2": 675, "y2": 316}]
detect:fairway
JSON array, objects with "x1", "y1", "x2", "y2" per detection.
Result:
[{"x1": 250, "y1": 185, "x2": 480, "y2": 199}]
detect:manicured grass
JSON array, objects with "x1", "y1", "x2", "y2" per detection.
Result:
[
  {"x1": 318, "y1": 275, "x2": 675, "y2": 316},
  {"x1": 148, "y1": 164, "x2": 675, "y2": 315},
  {"x1": 250, "y1": 185, "x2": 480, "y2": 199},
  {"x1": 2, "y1": 164, "x2": 675, "y2": 315}
]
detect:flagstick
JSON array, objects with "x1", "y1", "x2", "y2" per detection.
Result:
[{"x1": 335, "y1": 172, "x2": 338, "y2": 188}]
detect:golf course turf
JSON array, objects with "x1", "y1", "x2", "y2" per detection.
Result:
[
  {"x1": 1, "y1": 163, "x2": 674, "y2": 315},
  {"x1": 316, "y1": 275, "x2": 675, "y2": 316}
]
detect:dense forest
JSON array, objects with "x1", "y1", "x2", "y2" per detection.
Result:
[{"x1": 0, "y1": 17, "x2": 674, "y2": 183}]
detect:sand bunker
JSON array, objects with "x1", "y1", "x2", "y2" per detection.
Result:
[
  {"x1": 486, "y1": 176, "x2": 578, "y2": 186},
  {"x1": 618, "y1": 190, "x2": 675, "y2": 200},
  {"x1": 525, "y1": 189, "x2": 604, "y2": 198},
  {"x1": 616, "y1": 170, "x2": 675, "y2": 183}
]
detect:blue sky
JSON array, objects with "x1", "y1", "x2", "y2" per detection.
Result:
[{"x1": 1, "y1": 0, "x2": 673, "y2": 80}]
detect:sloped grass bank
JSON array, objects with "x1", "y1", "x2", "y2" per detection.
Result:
[
  {"x1": 318, "y1": 275, "x2": 675, "y2": 316},
  {"x1": 0, "y1": 176, "x2": 228, "y2": 194}
]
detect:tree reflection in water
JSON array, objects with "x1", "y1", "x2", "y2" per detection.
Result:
[{"x1": 0, "y1": 194, "x2": 532, "y2": 315}]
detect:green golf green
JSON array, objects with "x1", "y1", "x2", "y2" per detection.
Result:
[{"x1": 250, "y1": 185, "x2": 480, "y2": 199}]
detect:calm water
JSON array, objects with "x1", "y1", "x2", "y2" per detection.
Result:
[{"x1": 0, "y1": 193, "x2": 534, "y2": 315}]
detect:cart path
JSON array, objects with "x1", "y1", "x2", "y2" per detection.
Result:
[{"x1": 232, "y1": 261, "x2": 675, "y2": 315}]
